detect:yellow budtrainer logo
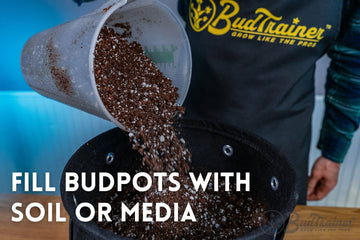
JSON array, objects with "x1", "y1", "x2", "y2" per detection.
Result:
[
  {"x1": 189, "y1": 0, "x2": 331, "y2": 48},
  {"x1": 190, "y1": 0, "x2": 216, "y2": 32}
]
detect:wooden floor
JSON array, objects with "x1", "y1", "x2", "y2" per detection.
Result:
[
  {"x1": 0, "y1": 194, "x2": 69, "y2": 240},
  {"x1": 0, "y1": 194, "x2": 359, "y2": 239}
]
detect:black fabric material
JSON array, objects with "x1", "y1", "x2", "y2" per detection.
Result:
[
  {"x1": 179, "y1": 0, "x2": 344, "y2": 204},
  {"x1": 61, "y1": 119, "x2": 297, "y2": 240}
]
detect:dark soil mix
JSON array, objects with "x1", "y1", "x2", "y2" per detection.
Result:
[
  {"x1": 94, "y1": 25, "x2": 191, "y2": 174},
  {"x1": 93, "y1": 24, "x2": 268, "y2": 239}
]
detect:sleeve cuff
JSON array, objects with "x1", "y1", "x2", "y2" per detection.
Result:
[{"x1": 317, "y1": 123, "x2": 352, "y2": 164}]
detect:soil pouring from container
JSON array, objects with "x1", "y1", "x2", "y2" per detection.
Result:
[
  {"x1": 61, "y1": 119, "x2": 298, "y2": 240},
  {"x1": 20, "y1": 0, "x2": 192, "y2": 130}
]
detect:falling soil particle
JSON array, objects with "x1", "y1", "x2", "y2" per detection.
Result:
[{"x1": 47, "y1": 40, "x2": 73, "y2": 95}]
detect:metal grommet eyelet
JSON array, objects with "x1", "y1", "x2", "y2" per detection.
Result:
[
  {"x1": 106, "y1": 152, "x2": 115, "y2": 165},
  {"x1": 271, "y1": 176, "x2": 279, "y2": 191},
  {"x1": 223, "y1": 145, "x2": 234, "y2": 157}
]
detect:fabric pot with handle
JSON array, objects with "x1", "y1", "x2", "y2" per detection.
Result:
[{"x1": 60, "y1": 119, "x2": 297, "y2": 240}]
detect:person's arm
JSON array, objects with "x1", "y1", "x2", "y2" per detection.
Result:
[{"x1": 308, "y1": 0, "x2": 360, "y2": 201}]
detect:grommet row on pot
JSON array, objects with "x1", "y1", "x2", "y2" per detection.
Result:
[
  {"x1": 222, "y1": 145, "x2": 279, "y2": 192},
  {"x1": 103, "y1": 148, "x2": 280, "y2": 192}
]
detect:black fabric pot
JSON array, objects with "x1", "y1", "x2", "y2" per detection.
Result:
[{"x1": 61, "y1": 119, "x2": 298, "y2": 240}]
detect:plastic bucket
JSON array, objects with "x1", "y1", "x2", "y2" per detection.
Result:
[{"x1": 21, "y1": 0, "x2": 192, "y2": 130}]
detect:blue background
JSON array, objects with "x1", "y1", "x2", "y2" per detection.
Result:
[{"x1": 0, "y1": 0, "x2": 113, "y2": 194}]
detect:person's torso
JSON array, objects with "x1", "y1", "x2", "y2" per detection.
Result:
[
  {"x1": 179, "y1": 0, "x2": 344, "y2": 203},
  {"x1": 180, "y1": 0, "x2": 343, "y2": 155}
]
